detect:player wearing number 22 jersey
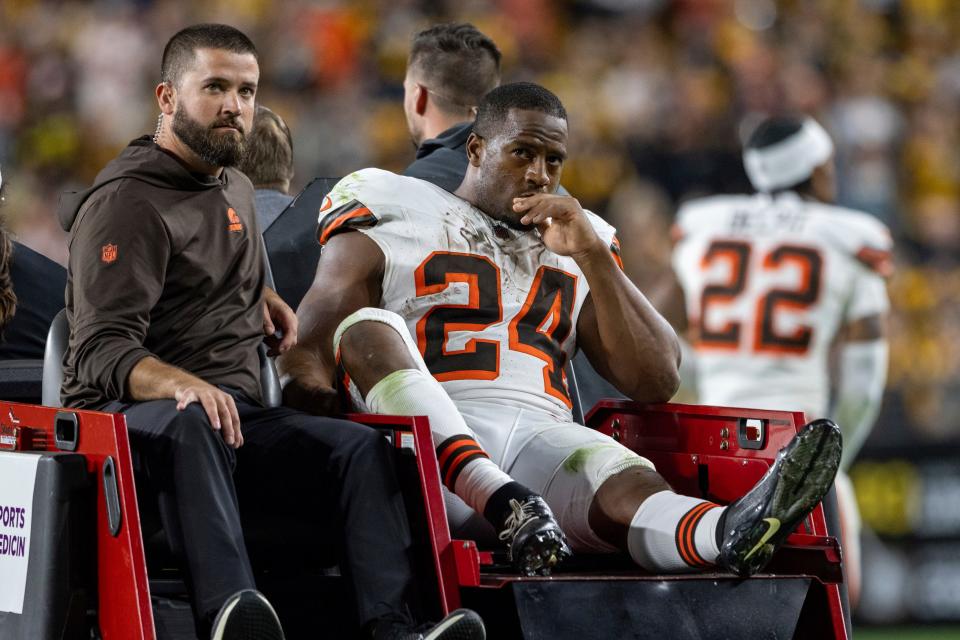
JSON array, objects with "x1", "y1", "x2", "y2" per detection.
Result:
[
  {"x1": 671, "y1": 116, "x2": 892, "y2": 469},
  {"x1": 671, "y1": 116, "x2": 891, "y2": 606},
  {"x1": 282, "y1": 85, "x2": 842, "y2": 580},
  {"x1": 672, "y1": 191, "x2": 891, "y2": 427}
]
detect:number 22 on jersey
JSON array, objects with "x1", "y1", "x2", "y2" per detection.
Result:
[
  {"x1": 414, "y1": 251, "x2": 577, "y2": 407},
  {"x1": 697, "y1": 240, "x2": 822, "y2": 355}
]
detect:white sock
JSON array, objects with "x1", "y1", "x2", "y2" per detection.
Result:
[
  {"x1": 364, "y1": 368, "x2": 513, "y2": 513},
  {"x1": 627, "y1": 490, "x2": 724, "y2": 572}
]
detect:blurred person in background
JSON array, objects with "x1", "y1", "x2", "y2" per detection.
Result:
[
  {"x1": 401, "y1": 22, "x2": 501, "y2": 192},
  {"x1": 238, "y1": 105, "x2": 294, "y2": 232},
  {"x1": 670, "y1": 115, "x2": 892, "y2": 606},
  {"x1": 0, "y1": 166, "x2": 67, "y2": 360}
]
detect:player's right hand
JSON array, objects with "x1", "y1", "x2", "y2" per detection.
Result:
[
  {"x1": 513, "y1": 193, "x2": 604, "y2": 259},
  {"x1": 175, "y1": 382, "x2": 243, "y2": 448}
]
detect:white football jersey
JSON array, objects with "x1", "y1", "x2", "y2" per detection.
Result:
[
  {"x1": 672, "y1": 191, "x2": 892, "y2": 419},
  {"x1": 319, "y1": 168, "x2": 620, "y2": 420}
]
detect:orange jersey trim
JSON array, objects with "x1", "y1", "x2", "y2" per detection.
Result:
[
  {"x1": 318, "y1": 206, "x2": 375, "y2": 245},
  {"x1": 855, "y1": 246, "x2": 894, "y2": 278}
]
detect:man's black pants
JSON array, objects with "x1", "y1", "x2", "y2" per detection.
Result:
[{"x1": 105, "y1": 397, "x2": 418, "y2": 636}]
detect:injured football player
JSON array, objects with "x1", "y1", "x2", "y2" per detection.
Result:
[{"x1": 278, "y1": 81, "x2": 843, "y2": 578}]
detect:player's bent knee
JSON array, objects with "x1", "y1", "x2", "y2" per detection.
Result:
[
  {"x1": 595, "y1": 464, "x2": 669, "y2": 510},
  {"x1": 334, "y1": 308, "x2": 429, "y2": 391},
  {"x1": 333, "y1": 307, "x2": 409, "y2": 355},
  {"x1": 580, "y1": 464, "x2": 670, "y2": 552},
  {"x1": 541, "y1": 443, "x2": 658, "y2": 552},
  {"x1": 589, "y1": 447, "x2": 657, "y2": 487},
  {"x1": 582, "y1": 451, "x2": 661, "y2": 516}
]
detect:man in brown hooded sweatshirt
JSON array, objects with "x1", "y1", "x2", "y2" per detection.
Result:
[{"x1": 57, "y1": 23, "x2": 484, "y2": 640}]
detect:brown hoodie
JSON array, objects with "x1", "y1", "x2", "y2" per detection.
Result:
[{"x1": 58, "y1": 136, "x2": 265, "y2": 409}]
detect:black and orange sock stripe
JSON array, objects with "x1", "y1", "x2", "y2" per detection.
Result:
[
  {"x1": 436, "y1": 434, "x2": 490, "y2": 491},
  {"x1": 675, "y1": 502, "x2": 721, "y2": 568}
]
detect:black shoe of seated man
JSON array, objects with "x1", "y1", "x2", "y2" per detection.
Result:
[
  {"x1": 717, "y1": 419, "x2": 842, "y2": 577},
  {"x1": 210, "y1": 589, "x2": 285, "y2": 640},
  {"x1": 372, "y1": 608, "x2": 486, "y2": 640}
]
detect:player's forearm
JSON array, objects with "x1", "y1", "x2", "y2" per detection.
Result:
[
  {"x1": 576, "y1": 245, "x2": 681, "y2": 400},
  {"x1": 833, "y1": 338, "x2": 888, "y2": 468},
  {"x1": 127, "y1": 356, "x2": 206, "y2": 401}
]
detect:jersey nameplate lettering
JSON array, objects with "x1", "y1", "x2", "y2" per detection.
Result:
[{"x1": 673, "y1": 192, "x2": 892, "y2": 417}]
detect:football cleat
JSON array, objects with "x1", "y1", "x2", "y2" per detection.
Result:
[
  {"x1": 210, "y1": 589, "x2": 285, "y2": 640},
  {"x1": 497, "y1": 495, "x2": 572, "y2": 576},
  {"x1": 718, "y1": 418, "x2": 842, "y2": 577}
]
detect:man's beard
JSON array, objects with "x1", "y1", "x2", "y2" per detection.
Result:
[{"x1": 172, "y1": 107, "x2": 247, "y2": 168}]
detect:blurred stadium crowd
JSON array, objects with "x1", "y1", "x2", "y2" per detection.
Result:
[{"x1": 0, "y1": 0, "x2": 958, "y2": 452}]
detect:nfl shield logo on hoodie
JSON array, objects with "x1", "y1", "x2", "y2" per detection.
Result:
[{"x1": 101, "y1": 243, "x2": 118, "y2": 264}]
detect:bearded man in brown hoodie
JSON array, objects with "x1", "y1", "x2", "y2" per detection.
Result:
[{"x1": 57, "y1": 23, "x2": 484, "y2": 640}]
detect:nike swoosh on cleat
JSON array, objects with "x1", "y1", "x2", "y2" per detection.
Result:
[{"x1": 744, "y1": 518, "x2": 781, "y2": 561}]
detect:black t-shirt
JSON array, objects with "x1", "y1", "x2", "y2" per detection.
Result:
[
  {"x1": 403, "y1": 122, "x2": 472, "y2": 192},
  {"x1": 0, "y1": 242, "x2": 66, "y2": 360}
]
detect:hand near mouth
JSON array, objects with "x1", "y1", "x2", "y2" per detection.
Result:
[{"x1": 512, "y1": 193, "x2": 605, "y2": 259}]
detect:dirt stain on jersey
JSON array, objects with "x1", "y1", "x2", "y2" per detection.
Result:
[
  {"x1": 562, "y1": 444, "x2": 609, "y2": 474},
  {"x1": 562, "y1": 444, "x2": 646, "y2": 475},
  {"x1": 459, "y1": 222, "x2": 498, "y2": 258}
]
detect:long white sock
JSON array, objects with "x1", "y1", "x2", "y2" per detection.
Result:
[
  {"x1": 627, "y1": 490, "x2": 724, "y2": 572},
  {"x1": 364, "y1": 368, "x2": 513, "y2": 514}
]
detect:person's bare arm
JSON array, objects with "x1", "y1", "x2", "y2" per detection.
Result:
[
  {"x1": 647, "y1": 269, "x2": 689, "y2": 337},
  {"x1": 514, "y1": 193, "x2": 681, "y2": 402},
  {"x1": 127, "y1": 356, "x2": 244, "y2": 447},
  {"x1": 832, "y1": 313, "x2": 888, "y2": 465},
  {"x1": 276, "y1": 231, "x2": 385, "y2": 414},
  {"x1": 576, "y1": 286, "x2": 681, "y2": 403}
]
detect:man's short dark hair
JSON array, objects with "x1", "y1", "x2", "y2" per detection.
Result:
[
  {"x1": 238, "y1": 106, "x2": 294, "y2": 191},
  {"x1": 408, "y1": 22, "x2": 501, "y2": 115},
  {"x1": 745, "y1": 116, "x2": 813, "y2": 193},
  {"x1": 745, "y1": 116, "x2": 805, "y2": 150},
  {"x1": 473, "y1": 82, "x2": 568, "y2": 139},
  {"x1": 161, "y1": 23, "x2": 258, "y2": 87}
]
